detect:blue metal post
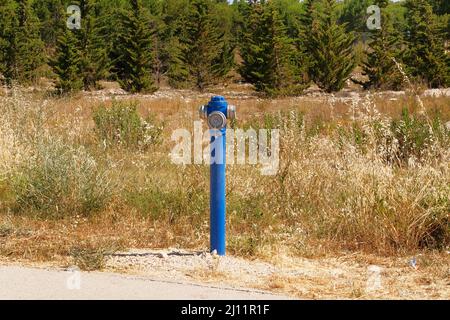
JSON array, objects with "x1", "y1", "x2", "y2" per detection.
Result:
[
  {"x1": 207, "y1": 96, "x2": 228, "y2": 255},
  {"x1": 210, "y1": 133, "x2": 226, "y2": 255}
]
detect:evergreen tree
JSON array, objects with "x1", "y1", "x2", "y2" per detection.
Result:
[
  {"x1": 0, "y1": 0, "x2": 45, "y2": 85},
  {"x1": 15, "y1": 0, "x2": 46, "y2": 83},
  {"x1": 51, "y1": 0, "x2": 108, "y2": 93},
  {"x1": 32, "y1": 0, "x2": 66, "y2": 49},
  {"x1": 299, "y1": 0, "x2": 318, "y2": 82},
  {"x1": 231, "y1": 0, "x2": 250, "y2": 45},
  {"x1": 51, "y1": 27, "x2": 83, "y2": 93},
  {"x1": 212, "y1": 1, "x2": 235, "y2": 83},
  {"x1": 116, "y1": 0, "x2": 157, "y2": 93},
  {"x1": 157, "y1": 0, "x2": 189, "y2": 87},
  {"x1": 306, "y1": 0, "x2": 356, "y2": 93},
  {"x1": 359, "y1": 0, "x2": 403, "y2": 90},
  {"x1": 141, "y1": 0, "x2": 187, "y2": 87},
  {"x1": 95, "y1": 0, "x2": 124, "y2": 81},
  {"x1": 404, "y1": 0, "x2": 449, "y2": 88},
  {"x1": 429, "y1": 0, "x2": 450, "y2": 16},
  {"x1": 339, "y1": 0, "x2": 372, "y2": 36},
  {"x1": 268, "y1": 2, "x2": 307, "y2": 96},
  {"x1": 75, "y1": 0, "x2": 109, "y2": 90},
  {"x1": 239, "y1": 1, "x2": 307, "y2": 96},
  {"x1": 239, "y1": 1, "x2": 273, "y2": 91},
  {"x1": 299, "y1": 0, "x2": 316, "y2": 34},
  {"x1": 144, "y1": 0, "x2": 166, "y2": 86},
  {"x1": 0, "y1": 0, "x2": 18, "y2": 84},
  {"x1": 173, "y1": 0, "x2": 231, "y2": 90}
]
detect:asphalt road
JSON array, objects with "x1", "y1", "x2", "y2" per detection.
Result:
[{"x1": 0, "y1": 265, "x2": 288, "y2": 300}]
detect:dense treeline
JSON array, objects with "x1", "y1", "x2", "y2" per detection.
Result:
[{"x1": 0, "y1": 0, "x2": 449, "y2": 95}]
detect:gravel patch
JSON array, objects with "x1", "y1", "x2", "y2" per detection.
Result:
[{"x1": 104, "y1": 248, "x2": 318, "y2": 286}]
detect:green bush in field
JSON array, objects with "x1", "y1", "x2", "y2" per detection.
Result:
[
  {"x1": 388, "y1": 108, "x2": 450, "y2": 164},
  {"x1": 337, "y1": 108, "x2": 450, "y2": 165},
  {"x1": 126, "y1": 185, "x2": 208, "y2": 222},
  {"x1": 13, "y1": 139, "x2": 113, "y2": 218},
  {"x1": 69, "y1": 244, "x2": 120, "y2": 271},
  {"x1": 93, "y1": 100, "x2": 162, "y2": 150}
]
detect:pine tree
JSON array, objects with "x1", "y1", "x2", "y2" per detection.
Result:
[
  {"x1": 0, "y1": 0, "x2": 45, "y2": 85},
  {"x1": 32, "y1": 0, "x2": 66, "y2": 50},
  {"x1": 211, "y1": 1, "x2": 235, "y2": 83},
  {"x1": 143, "y1": 0, "x2": 188, "y2": 87},
  {"x1": 52, "y1": 27, "x2": 83, "y2": 93},
  {"x1": 299, "y1": 0, "x2": 316, "y2": 33},
  {"x1": 95, "y1": 0, "x2": 123, "y2": 81},
  {"x1": 359, "y1": 0, "x2": 403, "y2": 90},
  {"x1": 307, "y1": 0, "x2": 356, "y2": 93},
  {"x1": 173, "y1": 0, "x2": 231, "y2": 90},
  {"x1": 339, "y1": 0, "x2": 372, "y2": 35},
  {"x1": 51, "y1": 0, "x2": 108, "y2": 93},
  {"x1": 239, "y1": 1, "x2": 307, "y2": 96},
  {"x1": 157, "y1": 0, "x2": 189, "y2": 87},
  {"x1": 429, "y1": 0, "x2": 450, "y2": 16},
  {"x1": 116, "y1": 0, "x2": 157, "y2": 93},
  {"x1": 144, "y1": 1, "x2": 165, "y2": 86},
  {"x1": 16, "y1": 0, "x2": 46, "y2": 83},
  {"x1": 239, "y1": 1, "x2": 266, "y2": 90},
  {"x1": 75, "y1": 0, "x2": 109, "y2": 90},
  {"x1": 404, "y1": 0, "x2": 449, "y2": 88},
  {"x1": 0, "y1": 0, "x2": 18, "y2": 85},
  {"x1": 299, "y1": 0, "x2": 318, "y2": 82}
]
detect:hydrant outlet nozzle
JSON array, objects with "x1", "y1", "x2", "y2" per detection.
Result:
[{"x1": 199, "y1": 105, "x2": 208, "y2": 120}]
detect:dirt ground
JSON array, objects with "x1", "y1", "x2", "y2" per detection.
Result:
[{"x1": 100, "y1": 248, "x2": 449, "y2": 300}]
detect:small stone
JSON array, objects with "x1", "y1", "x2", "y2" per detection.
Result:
[{"x1": 159, "y1": 252, "x2": 168, "y2": 259}]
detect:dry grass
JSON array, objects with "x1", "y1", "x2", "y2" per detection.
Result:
[
  {"x1": 248, "y1": 254, "x2": 449, "y2": 299},
  {"x1": 0, "y1": 85, "x2": 448, "y2": 277}
]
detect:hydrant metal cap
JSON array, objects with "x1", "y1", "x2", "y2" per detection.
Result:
[
  {"x1": 208, "y1": 96, "x2": 227, "y2": 110},
  {"x1": 211, "y1": 96, "x2": 225, "y2": 102}
]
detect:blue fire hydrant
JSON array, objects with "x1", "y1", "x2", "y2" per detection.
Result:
[{"x1": 199, "y1": 96, "x2": 236, "y2": 256}]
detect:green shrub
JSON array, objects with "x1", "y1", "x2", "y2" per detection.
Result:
[
  {"x1": 228, "y1": 235, "x2": 260, "y2": 256},
  {"x1": 391, "y1": 109, "x2": 432, "y2": 162},
  {"x1": 337, "y1": 123, "x2": 368, "y2": 153},
  {"x1": 0, "y1": 221, "x2": 14, "y2": 238},
  {"x1": 13, "y1": 139, "x2": 113, "y2": 218},
  {"x1": 70, "y1": 246, "x2": 114, "y2": 271},
  {"x1": 93, "y1": 100, "x2": 162, "y2": 150},
  {"x1": 387, "y1": 108, "x2": 449, "y2": 164},
  {"x1": 337, "y1": 108, "x2": 450, "y2": 166},
  {"x1": 126, "y1": 186, "x2": 208, "y2": 222}
]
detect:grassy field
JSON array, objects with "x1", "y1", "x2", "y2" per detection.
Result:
[{"x1": 0, "y1": 84, "x2": 448, "y2": 288}]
